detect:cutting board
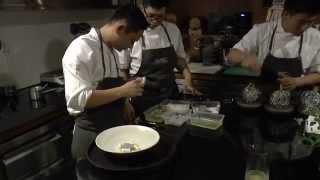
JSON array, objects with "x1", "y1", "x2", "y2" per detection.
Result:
[
  {"x1": 223, "y1": 67, "x2": 260, "y2": 77},
  {"x1": 188, "y1": 63, "x2": 223, "y2": 75}
]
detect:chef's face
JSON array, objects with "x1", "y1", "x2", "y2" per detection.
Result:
[
  {"x1": 282, "y1": 11, "x2": 319, "y2": 35},
  {"x1": 114, "y1": 26, "x2": 143, "y2": 51},
  {"x1": 143, "y1": 6, "x2": 166, "y2": 28}
]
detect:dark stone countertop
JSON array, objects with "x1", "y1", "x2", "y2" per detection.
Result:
[
  {"x1": 0, "y1": 86, "x2": 70, "y2": 144},
  {"x1": 74, "y1": 70, "x2": 320, "y2": 180},
  {"x1": 2, "y1": 72, "x2": 318, "y2": 180}
]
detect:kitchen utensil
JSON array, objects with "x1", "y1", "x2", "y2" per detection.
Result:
[
  {"x1": 95, "y1": 125, "x2": 160, "y2": 156},
  {"x1": 3, "y1": 85, "x2": 16, "y2": 98},
  {"x1": 0, "y1": 87, "x2": 6, "y2": 114},
  {"x1": 29, "y1": 86, "x2": 43, "y2": 101},
  {"x1": 223, "y1": 67, "x2": 260, "y2": 77},
  {"x1": 29, "y1": 84, "x2": 59, "y2": 101},
  {"x1": 31, "y1": 100, "x2": 46, "y2": 109}
]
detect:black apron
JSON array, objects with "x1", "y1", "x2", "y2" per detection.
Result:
[
  {"x1": 261, "y1": 25, "x2": 304, "y2": 82},
  {"x1": 258, "y1": 26, "x2": 304, "y2": 142},
  {"x1": 72, "y1": 28, "x2": 125, "y2": 160},
  {"x1": 131, "y1": 24, "x2": 179, "y2": 114},
  {"x1": 260, "y1": 25, "x2": 304, "y2": 95}
]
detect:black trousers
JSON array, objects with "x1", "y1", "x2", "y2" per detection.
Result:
[
  {"x1": 72, "y1": 125, "x2": 98, "y2": 160},
  {"x1": 72, "y1": 125, "x2": 98, "y2": 180}
]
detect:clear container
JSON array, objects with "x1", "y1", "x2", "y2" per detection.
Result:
[
  {"x1": 191, "y1": 101, "x2": 221, "y2": 114},
  {"x1": 245, "y1": 151, "x2": 269, "y2": 180},
  {"x1": 190, "y1": 112, "x2": 224, "y2": 130}
]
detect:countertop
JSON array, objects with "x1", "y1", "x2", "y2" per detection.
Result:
[
  {"x1": 187, "y1": 62, "x2": 223, "y2": 75},
  {"x1": 0, "y1": 86, "x2": 69, "y2": 144},
  {"x1": 1, "y1": 75, "x2": 319, "y2": 180},
  {"x1": 75, "y1": 97, "x2": 320, "y2": 180}
]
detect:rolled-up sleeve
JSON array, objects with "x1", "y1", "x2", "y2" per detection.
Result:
[
  {"x1": 117, "y1": 48, "x2": 131, "y2": 70},
  {"x1": 233, "y1": 25, "x2": 259, "y2": 54},
  {"x1": 309, "y1": 50, "x2": 320, "y2": 73},
  {"x1": 62, "y1": 43, "x2": 94, "y2": 115}
]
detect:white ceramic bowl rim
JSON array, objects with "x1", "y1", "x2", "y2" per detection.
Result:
[{"x1": 95, "y1": 125, "x2": 160, "y2": 154}]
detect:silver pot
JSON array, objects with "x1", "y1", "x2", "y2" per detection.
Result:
[{"x1": 29, "y1": 86, "x2": 43, "y2": 101}]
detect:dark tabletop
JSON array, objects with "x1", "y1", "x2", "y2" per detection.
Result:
[
  {"x1": 3, "y1": 75, "x2": 319, "y2": 180},
  {"x1": 76, "y1": 98, "x2": 320, "y2": 180},
  {"x1": 0, "y1": 86, "x2": 69, "y2": 144},
  {"x1": 72, "y1": 69, "x2": 320, "y2": 180}
]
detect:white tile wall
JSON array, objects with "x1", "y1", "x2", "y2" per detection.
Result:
[{"x1": 0, "y1": 10, "x2": 113, "y2": 88}]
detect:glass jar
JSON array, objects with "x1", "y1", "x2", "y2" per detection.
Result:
[{"x1": 245, "y1": 151, "x2": 269, "y2": 180}]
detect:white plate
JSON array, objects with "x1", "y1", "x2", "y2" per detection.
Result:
[{"x1": 95, "y1": 125, "x2": 160, "y2": 154}]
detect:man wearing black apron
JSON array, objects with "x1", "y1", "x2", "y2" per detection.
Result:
[
  {"x1": 130, "y1": 23, "x2": 180, "y2": 114},
  {"x1": 118, "y1": 0, "x2": 200, "y2": 115},
  {"x1": 227, "y1": 0, "x2": 320, "y2": 90},
  {"x1": 62, "y1": 6, "x2": 149, "y2": 179}
]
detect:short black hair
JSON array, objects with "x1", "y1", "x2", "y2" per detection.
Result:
[
  {"x1": 143, "y1": 0, "x2": 169, "y2": 9},
  {"x1": 109, "y1": 5, "x2": 149, "y2": 32},
  {"x1": 284, "y1": 0, "x2": 320, "y2": 16}
]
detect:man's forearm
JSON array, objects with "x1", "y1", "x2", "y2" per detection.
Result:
[
  {"x1": 176, "y1": 56, "x2": 192, "y2": 82},
  {"x1": 176, "y1": 56, "x2": 188, "y2": 72},
  {"x1": 297, "y1": 73, "x2": 320, "y2": 87},
  {"x1": 182, "y1": 67, "x2": 192, "y2": 81},
  {"x1": 227, "y1": 48, "x2": 249, "y2": 65},
  {"x1": 86, "y1": 87, "x2": 125, "y2": 108}
]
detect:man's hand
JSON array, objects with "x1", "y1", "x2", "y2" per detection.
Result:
[
  {"x1": 240, "y1": 53, "x2": 261, "y2": 72},
  {"x1": 278, "y1": 76, "x2": 302, "y2": 90},
  {"x1": 119, "y1": 79, "x2": 144, "y2": 98},
  {"x1": 185, "y1": 77, "x2": 202, "y2": 95},
  {"x1": 123, "y1": 99, "x2": 136, "y2": 124}
]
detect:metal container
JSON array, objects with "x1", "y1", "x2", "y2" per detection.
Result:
[
  {"x1": 0, "y1": 87, "x2": 5, "y2": 109},
  {"x1": 3, "y1": 85, "x2": 16, "y2": 98},
  {"x1": 29, "y1": 86, "x2": 43, "y2": 101}
]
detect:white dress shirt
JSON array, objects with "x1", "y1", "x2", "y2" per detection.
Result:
[
  {"x1": 233, "y1": 19, "x2": 320, "y2": 73},
  {"x1": 118, "y1": 21, "x2": 189, "y2": 75},
  {"x1": 62, "y1": 28, "x2": 120, "y2": 115}
]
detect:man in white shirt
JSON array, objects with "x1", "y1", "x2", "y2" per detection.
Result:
[
  {"x1": 62, "y1": 6, "x2": 149, "y2": 162},
  {"x1": 118, "y1": 0, "x2": 199, "y2": 115},
  {"x1": 227, "y1": 0, "x2": 320, "y2": 90}
]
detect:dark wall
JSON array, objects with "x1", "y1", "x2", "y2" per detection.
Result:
[{"x1": 169, "y1": 0, "x2": 268, "y2": 24}]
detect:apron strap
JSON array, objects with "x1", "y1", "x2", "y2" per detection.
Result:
[
  {"x1": 96, "y1": 28, "x2": 106, "y2": 78},
  {"x1": 298, "y1": 33, "x2": 304, "y2": 56},
  {"x1": 269, "y1": 25, "x2": 304, "y2": 57},
  {"x1": 109, "y1": 49, "x2": 120, "y2": 77},
  {"x1": 269, "y1": 25, "x2": 277, "y2": 52},
  {"x1": 141, "y1": 23, "x2": 173, "y2": 48},
  {"x1": 141, "y1": 34, "x2": 146, "y2": 48},
  {"x1": 160, "y1": 23, "x2": 173, "y2": 46},
  {"x1": 96, "y1": 28, "x2": 120, "y2": 78}
]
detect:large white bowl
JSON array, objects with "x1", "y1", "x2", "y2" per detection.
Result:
[{"x1": 95, "y1": 125, "x2": 160, "y2": 154}]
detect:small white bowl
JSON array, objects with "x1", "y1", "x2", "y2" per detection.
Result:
[{"x1": 95, "y1": 125, "x2": 160, "y2": 155}]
